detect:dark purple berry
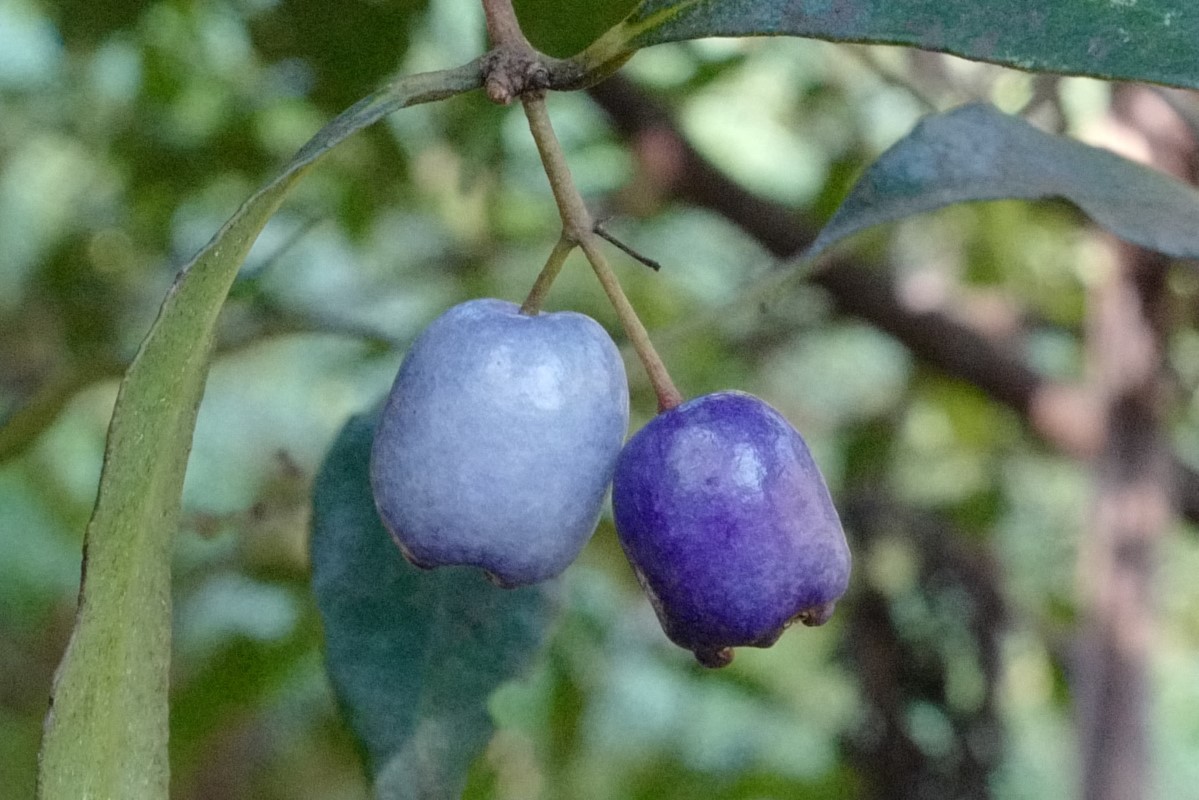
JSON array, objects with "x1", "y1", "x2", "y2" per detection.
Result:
[{"x1": 612, "y1": 391, "x2": 850, "y2": 667}]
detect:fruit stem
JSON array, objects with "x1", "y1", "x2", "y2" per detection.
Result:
[
  {"x1": 520, "y1": 234, "x2": 575, "y2": 315},
  {"x1": 521, "y1": 94, "x2": 684, "y2": 412},
  {"x1": 579, "y1": 236, "x2": 684, "y2": 412},
  {"x1": 520, "y1": 93, "x2": 592, "y2": 240}
]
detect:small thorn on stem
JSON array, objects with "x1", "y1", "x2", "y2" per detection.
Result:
[{"x1": 594, "y1": 221, "x2": 662, "y2": 272}]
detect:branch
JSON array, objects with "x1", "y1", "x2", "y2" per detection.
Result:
[
  {"x1": 1075, "y1": 242, "x2": 1169, "y2": 800},
  {"x1": 520, "y1": 93, "x2": 683, "y2": 411},
  {"x1": 586, "y1": 74, "x2": 1199, "y2": 528},
  {"x1": 477, "y1": 0, "x2": 683, "y2": 409},
  {"x1": 0, "y1": 301, "x2": 399, "y2": 464},
  {"x1": 481, "y1": 0, "x2": 526, "y2": 49},
  {"x1": 841, "y1": 493, "x2": 1005, "y2": 799}
]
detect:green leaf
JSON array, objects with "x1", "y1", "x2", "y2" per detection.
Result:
[
  {"x1": 578, "y1": 0, "x2": 1199, "y2": 90},
  {"x1": 250, "y1": 0, "x2": 430, "y2": 111},
  {"x1": 36, "y1": 62, "x2": 482, "y2": 800},
  {"x1": 514, "y1": 0, "x2": 638, "y2": 58},
  {"x1": 804, "y1": 103, "x2": 1199, "y2": 262},
  {"x1": 311, "y1": 413, "x2": 556, "y2": 800}
]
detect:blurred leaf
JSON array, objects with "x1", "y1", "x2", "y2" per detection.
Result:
[
  {"x1": 629, "y1": 761, "x2": 857, "y2": 800},
  {"x1": 169, "y1": 611, "x2": 317, "y2": 784},
  {"x1": 311, "y1": 413, "x2": 557, "y2": 800},
  {"x1": 514, "y1": 0, "x2": 637, "y2": 57},
  {"x1": 36, "y1": 63, "x2": 482, "y2": 800},
  {"x1": 50, "y1": 0, "x2": 143, "y2": 47},
  {"x1": 806, "y1": 103, "x2": 1199, "y2": 262},
  {"x1": 577, "y1": 0, "x2": 1199, "y2": 89},
  {"x1": 251, "y1": 0, "x2": 429, "y2": 111}
]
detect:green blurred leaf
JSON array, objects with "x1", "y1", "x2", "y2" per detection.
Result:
[
  {"x1": 311, "y1": 413, "x2": 557, "y2": 800},
  {"x1": 514, "y1": 0, "x2": 638, "y2": 57},
  {"x1": 50, "y1": 0, "x2": 142, "y2": 47},
  {"x1": 577, "y1": 0, "x2": 1199, "y2": 89},
  {"x1": 169, "y1": 609, "x2": 317, "y2": 784},
  {"x1": 36, "y1": 62, "x2": 482, "y2": 800},
  {"x1": 251, "y1": 0, "x2": 429, "y2": 111},
  {"x1": 806, "y1": 103, "x2": 1199, "y2": 262}
]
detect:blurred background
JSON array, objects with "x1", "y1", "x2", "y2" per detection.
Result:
[{"x1": 3, "y1": 0, "x2": 1199, "y2": 797}]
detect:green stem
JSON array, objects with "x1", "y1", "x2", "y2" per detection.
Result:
[
  {"x1": 521, "y1": 234, "x2": 576, "y2": 315},
  {"x1": 521, "y1": 94, "x2": 683, "y2": 411}
]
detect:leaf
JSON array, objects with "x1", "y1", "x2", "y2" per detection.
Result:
[
  {"x1": 250, "y1": 0, "x2": 430, "y2": 111},
  {"x1": 804, "y1": 103, "x2": 1199, "y2": 262},
  {"x1": 578, "y1": 0, "x2": 1199, "y2": 90},
  {"x1": 36, "y1": 62, "x2": 482, "y2": 800},
  {"x1": 311, "y1": 413, "x2": 556, "y2": 800},
  {"x1": 514, "y1": 0, "x2": 638, "y2": 58}
]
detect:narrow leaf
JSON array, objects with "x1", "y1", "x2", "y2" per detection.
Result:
[
  {"x1": 312, "y1": 413, "x2": 556, "y2": 800},
  {"x1": 806, "y1": 103, "x2": 1199, "y2": 262},
  {"x1": 578, "y1": 0, "x2": 1199, "y2": 90},
  {"x1": 37, "y1": 62, "x2": 482, "y2": 800}
]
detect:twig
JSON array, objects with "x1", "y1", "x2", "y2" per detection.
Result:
[
  {"x1": 521, "y1": 93, "x2": 683, "y2": 411},
  {"x1": 594, "y1": 221, "x2": 662, "y2": 271},
  {"x1": 520, "y1": 234, "x2": 575, "y2": 314},
  {"x1": 482, "y1": 0, "x2": 526, "y2": 49}
]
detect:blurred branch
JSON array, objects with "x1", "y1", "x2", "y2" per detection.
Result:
[
  {"x1": 586, "y1": 74, "x2": 1199, "y2": 528},
  {"x1": 0, "y1": 361, "x2": 123, "y2": 463},
  {"x1": 841, "y1": 494, "x2": 1005, "y2": 799},
  {"x1": 1074, "y1": 242, "x2": 1170, "y2": 800},
  {"x1": 0, "y1": 212, "x2": 394, "y2": 465},
  {"x1": 1071, "y1": 98, "x2": 1194, "y2": 800},
  {"x1": 841, "y1": 46, "x2": 941, "y2": 112},
  {"x1": 1152, "y1": 88, "x2": 1199, "y2": 157}
]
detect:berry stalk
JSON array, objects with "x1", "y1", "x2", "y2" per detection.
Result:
[
  {"x1": 520, "y1": 234, "x2": 574, "y2": 315},
  {"x1": 520, "y1": 94, "x2": 683, "y2": 411}
]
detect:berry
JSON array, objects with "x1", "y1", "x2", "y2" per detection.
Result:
[
  {"x1": 612, "y1": 391, "x2": 850, "y2": 666},
  {"x1": 370, "y1": 298, "x2": 629, "y2": 587}
]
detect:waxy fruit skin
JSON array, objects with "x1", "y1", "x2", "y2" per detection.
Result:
[
  {"x1": 371, "y1": 298, "x2": 629, "y2": 587},
  {"x1": 612, "y1": 391, "x2": 850, "y2": 666}
]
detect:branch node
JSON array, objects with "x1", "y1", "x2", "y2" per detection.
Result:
[{"x1": 482, "y1": 48, "x2": 553, "y2": 105}]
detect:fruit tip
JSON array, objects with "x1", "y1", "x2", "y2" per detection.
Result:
[
  {"x1": 694, "y1": 646, "x2": 734, "y2": 668},
  {"x1": 795, "y1": 600, "x2": 838, "y2": 628}
]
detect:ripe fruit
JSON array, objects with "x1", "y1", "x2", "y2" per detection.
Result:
[
  {"x1": 611, "y1": 391, "x2": 850, "y2": 667},
  {"x1": 370, "y1": 298, "x2": 629, "y2": 587}
]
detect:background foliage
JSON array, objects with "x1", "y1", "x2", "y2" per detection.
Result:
[{"x1": 3, "y1": 0, "x2": 1199, "y2": 798}]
